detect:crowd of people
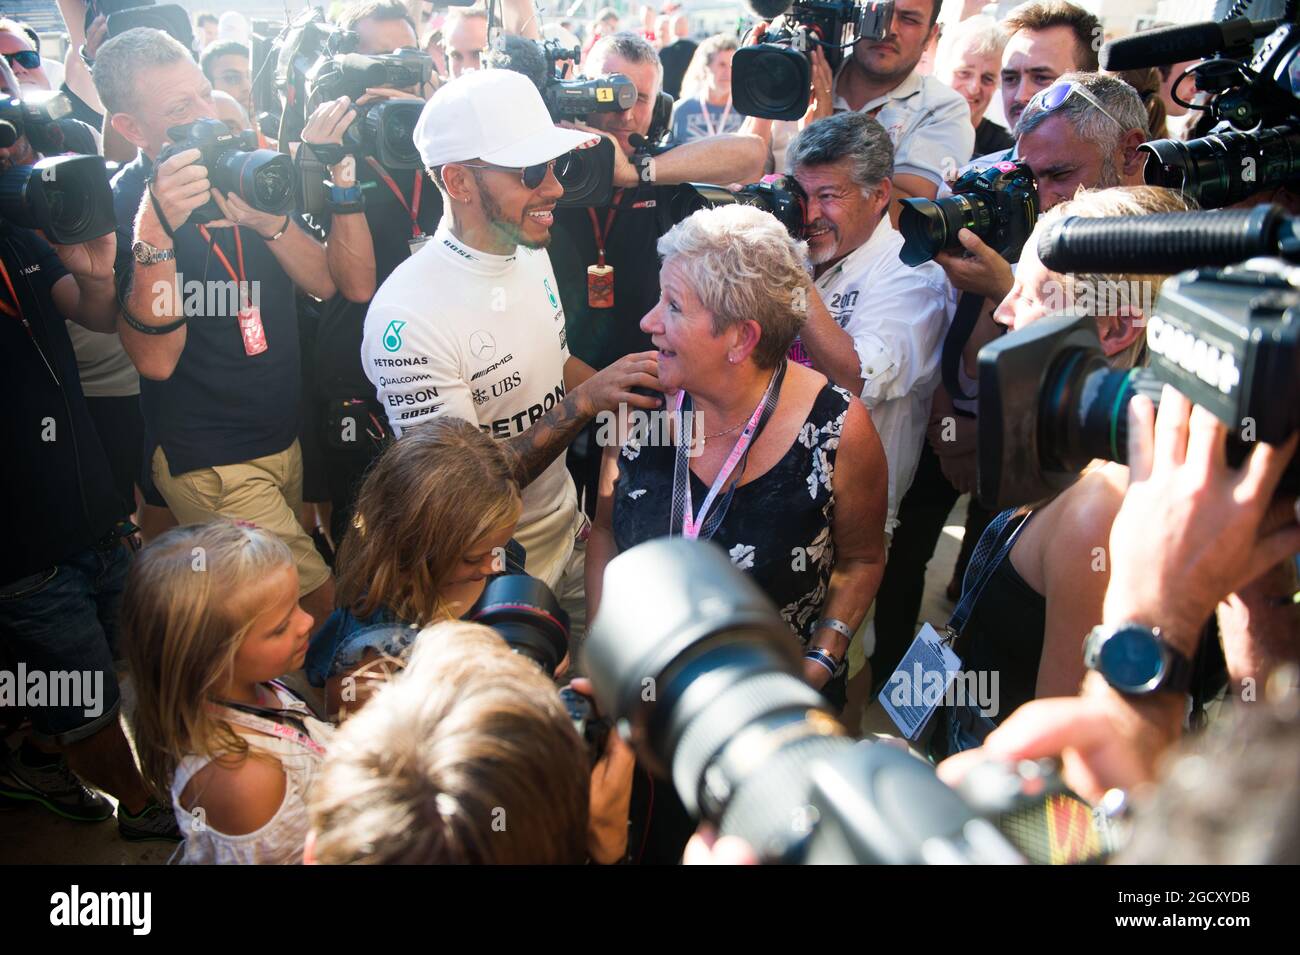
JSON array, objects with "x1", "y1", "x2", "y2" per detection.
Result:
[{"x1": 0, "y1": 0, "x2": 1297, "y2": 866}]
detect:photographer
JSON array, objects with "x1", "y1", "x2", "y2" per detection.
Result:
[
  {"x1": 0, "y1": 179, "x2": 179, "y2": 839},
  {"x1": 306, "y1": 621, "x2": 635, "y2": 864},
  {"x1": 361, "y1": 68, "x2": 663, "y2": 641},
  {"x1": 95, "y1": 27, "x2": 347, "y2": 625},
  {"x1": 823, "y1": 0, "x2": 973, "y2": 219},
  {"x1": 302, "y1": 0, "x2": 444, "y2": 544}
]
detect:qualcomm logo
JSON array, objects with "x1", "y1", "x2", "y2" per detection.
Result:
[{"x1": 382, "y1": 320, "x2": 407, "y2": 353}]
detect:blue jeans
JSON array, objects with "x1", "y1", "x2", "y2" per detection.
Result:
[{"x1": 0, "y1": 540, "x2": 131, "y2": 744}]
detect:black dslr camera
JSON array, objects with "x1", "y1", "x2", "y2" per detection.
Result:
[
  {"x1": 732, "y1": 0, "x2": 894, "y2": 120},
  {"x1": 157, "y1": 119, "x2": 297, "y2": 224},
  {"x1": 899, "y1": 159, "x2": 1039, "y2": 267},
  {"x1": 470, "y1": 575, "x2": 611, "y2": 764},
  {"x1": 306, "y1": 51, "x2": 433, "y2": 170},
  {"x1": 1100, "y1": 2, "x2": 1300, "y2": 207},
  {"x1": 0, "y1": 91, "x2": 76, "y2": 156},
  {"x1": 977, "y1": 205, "x2": 1300, "y2": 509},
  {"x1": 0, "y1": 154, "x2": 117, "y2": 245},
  {"x1": 584, "y1": 538, "x2": 1109, "y2": 864},
  {"x1": 670, "y1": 176, "x2": 808, "y2": 239}
]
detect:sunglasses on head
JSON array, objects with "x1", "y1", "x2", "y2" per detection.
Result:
[
  {"x1": 458, "y1": 156, "x2": 570, "y2": 190},
  {"x1": 1029, "y1": 81, "x2": 1125, "y2": 131},
  {"x1": 3, "y1": 50, "x2": 41, "y2": 71}
]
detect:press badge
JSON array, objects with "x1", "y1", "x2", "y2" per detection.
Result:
[
  {"x1": 408, "y1": 233, "x2": 431, "y2": 256},
  {"x1": 879, "y1": 623, "x2": 962, "y2": 741},
  {"x1": 587, "y1": 264, "x2": 614, "y2": 308},
  {"x1": 239, "y1": 304, "x2": 268, "y2": 356}
]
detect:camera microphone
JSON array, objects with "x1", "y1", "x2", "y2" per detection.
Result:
[
  {"x1": 747, "y1": 0, "x2": 793, "y2": 21},
  {"x1": 487, "y1": 32, "x2": 549, "y2": 91},
  {"x1": 1037, "y1": 204, "x2": 1300, "y2": 274},
  {"x1": 1099, "y1": 17, "x2": 1282, "y2": 71}
]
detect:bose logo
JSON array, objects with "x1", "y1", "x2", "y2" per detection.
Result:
[{"x1": 1146, "y1": 315, "x2": 1241, "y2": 396}]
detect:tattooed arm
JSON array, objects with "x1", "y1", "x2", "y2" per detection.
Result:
[{"x1": 505, "y1": 352, "x2": 662, "y2": 488}]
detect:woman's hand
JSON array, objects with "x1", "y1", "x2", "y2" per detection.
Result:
[{"x1": 571, "y1": 678, "x2": 635, "y2": 864}]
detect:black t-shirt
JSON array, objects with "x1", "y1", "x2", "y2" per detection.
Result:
[
  {"x1": 59, "y1": 82, "x2": 104, "y2": 132},
  {"x1": 549, "y1": 183, "x2": 676, "y2": 371},
  {"x1": 659, "y1": 39, "x2": 697, "y2": 101},
  {"x1": 973, "y1": 118, "x2": 1014, "y2": 160},
  {"x1": 311, "y1": 161, "x2": 443, "y2": 398},
  {"x1": 1, "y1": 224, "x2": 126, "y2": 583},
  {"x1": 112, "y1": 153, "x2": 302, "y2": 475}
]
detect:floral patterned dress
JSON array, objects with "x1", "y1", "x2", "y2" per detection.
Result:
[{"x1": 613, "y1": 383, "x2": 853, "y2": 648}]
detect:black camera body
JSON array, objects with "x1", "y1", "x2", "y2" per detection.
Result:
[
  {"x1": 308, "y1": 50, "x2": 434, "y2": 104},
  {"x1": 158, "y1": 119, "x2": 297, "y2": 224},
  {"x1": 0, "y1": 154, "x2": 117, "y2": 245},
  {"x1": 899, "y1": 159, "x2": 1038, "y2": 267},
  {"x1": 537, "y1": 40, "x2": 637, "y2": 119},
  {"x1": 339, "y1": 100, "x2": 424, "y2": 170},
  {"x1": 732, "y1": 0, "x2": 893, "y2": 120},
  {"x1": 1134, "y1": 13, "x2": 1300, "y2": 207},
  {"x1": 0, "y1": 91, "x2": 74, "y2": 155},
  {"x1": 670, "y1": 176, "x2": 807, "y2": 239},
  {"x1": 977, "y1": 268, "x2": 1300, "y2": 509}
]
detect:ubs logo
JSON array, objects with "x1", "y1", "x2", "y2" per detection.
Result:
[
  {"x1": 469, "y1": 330, "x2": 496, "y2": 360},
  {"x1": 491, "y1": 372, "x2": 522, "y2": 397}
]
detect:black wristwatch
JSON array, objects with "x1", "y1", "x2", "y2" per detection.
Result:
[{"x1": 1083, "y1": 622, "x2": 1192, "y2": 697}]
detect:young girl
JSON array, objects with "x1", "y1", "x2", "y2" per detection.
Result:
[
  {"x1": 305, "y1": 417, "x2": 523, "y2": 715},
  {"x1": 124, "y1": 522, "x2": 328, "y2": 864}
]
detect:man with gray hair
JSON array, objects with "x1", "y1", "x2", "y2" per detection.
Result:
[
  {"x1": 787, "y1": 111, "x2": 953, "y2": 538},
  {"x1": 934, "y1": 15, "x2": 1012, "y2": 160},
  {"x1": 785, "y1": 110, "x2": 955, "y2": 729}
]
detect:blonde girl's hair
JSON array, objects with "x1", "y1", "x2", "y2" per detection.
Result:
[
  {"x1": 123, "y1": 521, "x2": 295, "y2": 799},
  {"x1": 1036, "y1": 185, "x2": 1195, "y2": 371},
  {"x1": 679, "y1": 33, "x2": 738, "y2": 102},
  {"x1": 335, "y1": 416, "x2": 522, "y2": 626}
]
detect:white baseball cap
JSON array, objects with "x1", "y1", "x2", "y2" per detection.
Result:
[{"x1": 413, "y1": 69, "x2": 599, "y2": 169}]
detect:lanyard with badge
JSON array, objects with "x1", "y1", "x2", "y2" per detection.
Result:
[
  {"x1": 366, "y1": 157, "x2": 428, "y2": 255},
  {"x1": 0, "y1": 252, "x2": 60, "y2": 385},
  {"x1": 698, "y1": 96, "x2": 732, "y2": 137},
  {"x1": 197, "y1": 225, "x2": 267, "y2": 357},
  {"x1": 669, "y1": 359, "x2": 786, "y2": 540},
  {"x1": 587, "y1": 189, "x2": 624, "y2": 309}
]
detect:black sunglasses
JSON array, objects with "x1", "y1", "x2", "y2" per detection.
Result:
[
  {"x1": 3, "y1": 50, "x2": 41, "y2": 71},
  {"x1": 459, "y1": 156, "x2": 570, "y2": 190}
]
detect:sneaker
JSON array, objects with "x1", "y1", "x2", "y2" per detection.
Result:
[
  {"x1": 0, "y1": 745, "x2": 115, "y2": 822},
  {"x1": 118, "y1": 799, "x2": 182, "y2": 842}
]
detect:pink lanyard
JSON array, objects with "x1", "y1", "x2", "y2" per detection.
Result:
[
  {"x1": 674, "y1": 364, "x2": 781, "y2": 540},
  {"x1": 208, "y1": 688, "x2": 327, "y2": 757},
  {"x1": 699, "y1": 96, "x2": 732, "y2": 137}
]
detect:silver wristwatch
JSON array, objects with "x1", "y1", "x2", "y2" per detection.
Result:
[{"x1": 132, "y1": 240, "x2": 175, "y2": 265}]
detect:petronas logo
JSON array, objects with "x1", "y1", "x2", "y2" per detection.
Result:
[{"x1": 382, "y1": 320, "x2": 406, "y2": 352}]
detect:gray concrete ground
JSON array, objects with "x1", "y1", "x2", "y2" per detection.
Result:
[{"x1": 0, "y1": 499, "x2": 970, "y2": 864}]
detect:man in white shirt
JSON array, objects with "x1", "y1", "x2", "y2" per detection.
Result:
[
  {"x1": 788, "y1": 111, "x2": 954, "y2": 537},
  {"x1": 824, "y1": 0, "x2": 973, "y2": 221},
  {"x1": 362, "y1": 69, "x2": 661, "y2": 637},
  {"x1": 786, "y1": 111, "x2": 954, "y2": 724}
]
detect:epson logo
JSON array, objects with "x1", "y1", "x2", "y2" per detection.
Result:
[{"x1": 1146, "y1": 315, "x2": 1241, "y2": 396}]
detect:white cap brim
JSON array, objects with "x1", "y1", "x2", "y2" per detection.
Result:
[{"x1": 481, "y1": 125, "x2": 601, "y2": 168}]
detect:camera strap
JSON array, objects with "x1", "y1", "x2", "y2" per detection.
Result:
[
  {"x1": 670, "y1": 359, "x2": 786, "y2": 541},
  {"x1": 0, "y1": 254, "x2": 25, "y2": 323},
  {"x1": 197, "y1": 225, "x2": 269, "y2": 357},
  {"x1": 365, "y1": 158, "x2": 423, "y2": 239},
  {"x1": 944, "y1": 507, "x2": 1029, "y2": 643},
  {"x1": 208, "y1": 688, "x2": 328, "y2": 758},
  {"x1": 587, "y1": 192, "x2": 624, "y2": 309},
  {"x1": 941, "y1": 292, "x2": 985, "y2": 404}
]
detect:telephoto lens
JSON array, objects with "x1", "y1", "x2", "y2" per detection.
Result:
[
  {"x1": 160, "y1": 120, "x2": 297, "y2": 223},
  {"x1": 0, "y1": 154, "x2": 117, "y2": 245},
  {"x1": 469, "y1": 574, "x2": 570, "y2": 674},
  {"x1": 1141, "y1": 123, "x2": 1300, "y2": 209},
  {"x1": 898, "y1": 160, "x2": 1038, "y2": 267},
  {"x1": 669, "y1": 178, "x2": 807, "y2": 239}
]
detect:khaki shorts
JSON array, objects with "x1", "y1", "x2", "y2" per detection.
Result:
[{"x1": 151, "y1": 441, "x2": 332, "y2": 597}]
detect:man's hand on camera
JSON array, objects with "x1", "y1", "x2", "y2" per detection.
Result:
[
  {"x1": 560, "y1": 119, "x2": 640, "y2": 189},
  {"x1": 210, "y1": 190, "x2": 289, "y2": 240},
  {"x1": 800, "y1": 46, "x2": 834, "y2": 130},
  {"x1": 1103, "y1": 387, "x2": 1300, "y2": 655},
  {"x1": 575, "y1": 350, "x2": 662, "y2": 417},
  {"x1": 302, "y1": 95, "x2": 356, "y2": 147},
  {"x1": 570, "y1": 678, "x2": 634, "y2": 865},
  {"x1": 934, "y1": 228, "x2": 1014, "y2": 302},
  {"x1": 149, "y1": 147, "x2": 215, "y2": 234},
  {"x1": 357, "y1": 85, "x2": 427, "y2": 104},
  {"x1": 46, "y1": 231, "x2": 116, "y2": 283}
]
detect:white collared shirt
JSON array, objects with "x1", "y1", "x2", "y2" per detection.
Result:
[
  {"x1": 811, "y1": 218, "x2": 956, "y2": 534},
  {"x1": 833, "y1": 69, "x2": 975, "y2": 190}
]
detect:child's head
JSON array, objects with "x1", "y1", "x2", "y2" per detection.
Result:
[
  {"x1": 336, "y1": 417, "x2": 522, "y2": 624},
  {"x1": 124, "y1": 522, "x2": 311, "y2": 794},
  {"x1": 306, "y1": 621, "x2": 590, "y2": 864}
]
